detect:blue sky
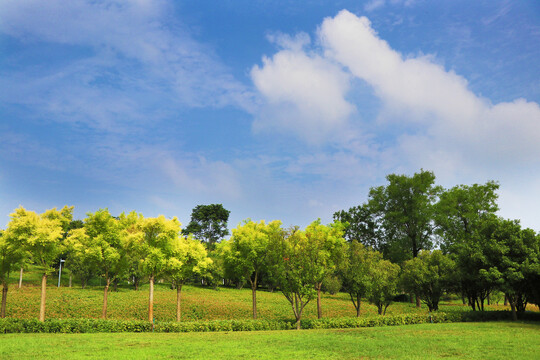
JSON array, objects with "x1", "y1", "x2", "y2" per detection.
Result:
[{"x1": 1, "y1": 0, "x2": 539, "y2": 232}]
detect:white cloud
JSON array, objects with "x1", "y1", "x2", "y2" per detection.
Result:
[
  {"x1": 0, "y1": 0, "x2": 254, "y2": 131},
  {"x1": 319, "y1": 10, "x2": 540, "y2": 168}
]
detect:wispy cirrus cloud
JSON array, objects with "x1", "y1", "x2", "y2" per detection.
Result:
[{"x1": 0, "y1": 0, "x2": 254, "y2": 132}]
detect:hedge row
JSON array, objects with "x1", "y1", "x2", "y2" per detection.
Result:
[{"x1": 1, "y1": 311, "x2": 538, "y2": 334}]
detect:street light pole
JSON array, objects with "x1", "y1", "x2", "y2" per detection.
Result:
[{"x1": 58, "y1": 259, "x2": 65, "y2": 287}]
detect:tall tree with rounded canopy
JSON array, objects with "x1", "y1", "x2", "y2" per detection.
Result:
[
  {"x1": 341, "y1": 240, "x2": 382, "y2": 317},
  {"x1": 366, "y1": 258, "x2": 401, "y2": 315},
  {"x1": 182, "y1": 204, "x2": 230, "y2": 249},
  {"x1": 303, "y1": 219, "x2": 346, "y2": 319},
  {"x1": 167, "y1": 236, "x2": 211, "y2": 321},
  {"x1": 6, "y1": 206, "x2": 64, "y2": 321},
  {"x1": 435, "y1": 181, "x2": 500, "y2": 310},
  {"x1": 129, "y1": 215, "x2": 180, "y2": 322},
  {"x1": 269, "y1": 226, "x2": 316, "y2": 329},
  {"x1": 69, "y1": 209, "x2": 126, "y2": 319},
  {"x1": 368, "y1": 169, "x2": 440, "y2": 306},
  {"x1": 220, "y1": 219, "x2": 282, "y2": 319},
  {"x1": 401, "y1": 250, "x2": 456, "y2": 311}
]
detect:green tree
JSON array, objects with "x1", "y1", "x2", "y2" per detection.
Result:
[
  {"x1": 435, "y1": 182, "x2": 500, "y2": 310},
  {"x1": 304, "y1": 220, "x2": 346, "y2": 319},
  {"x1": 333, "y1": 203, "x2": 381, "y2": 250},
  {"x1": 401, "y1": 250, "x2": 456, "y2": 311},
  {"x1": 129, "y1": 215, "x2": 180, "y2": 322},
  {"x1": 269, "y1": 226, "x2": 315, "y2": 330},
  {"x1": 366, "y1": 258, "x2": 401, "y2": 315},
  {"x1": 340, "y1": 240, "x2": 382, "y2": 317},
  {"x1": 482, "y1": 218, "x2": 540, "y2": 320},
  {"x1": 70, "y1": 209, "x2": 127, "y2": 319},
  {"x1": 65, "y1": 228, "x2": 96, "y2": 289},
  {"x1": 6, "y1": 206, "x2": 64, "y2": 321},
  {"x1": 182, "y1": 204, "x2": 230, "y2": 249},
  {"x1": 219, "y1": 219, "x2": 282, "y2": 319},
  {"x1": 0, "y1": 229, "x2": 27, "y2": 317},
  {"x1": 368, "y1": 169, "x2": 440, "y2": 307},
  {"x1": 167, "y1": 235, "x2": 211, "y2": 321}
]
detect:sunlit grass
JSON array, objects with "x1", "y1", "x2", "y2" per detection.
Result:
[{"x1": 0, "y1": 322, "x2": 538, "y2": 359}]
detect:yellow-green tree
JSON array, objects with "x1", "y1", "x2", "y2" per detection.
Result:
[
  {"x1": 304, "y1": 220, "x2": 346, "y2": 319},
  {"x1": 0, "y1": 228, "x2": 28, "y2": 317},
  {"x1": 6, "y1": 206, "x2": 65, "y2": 321},
  {"x1": 220, "y1": 219, "x2": 282, "y2": 319},
  {"x1": 125, "y1": 215, "x2": 180, "y2": 322},
  {"x1": 167, "y1": 236, "x2": 211, "y2": 321}
]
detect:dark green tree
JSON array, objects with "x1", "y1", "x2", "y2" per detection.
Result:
[
  {"x1": 333, "y1": 203, "x2": 382, "y2": 250},
  {"x1": 435, "y1": 181, "x2": 500, "y2": 310},
  {"x1": 401, "y1": 250, "x2": 456, "y2": 311},
  {"x1": 182, "y1": 204, "x2": 230, "y2": 249}
]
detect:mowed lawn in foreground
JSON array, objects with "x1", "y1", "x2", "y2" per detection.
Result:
[{"x1": 0, "y1": 322, "x2": 538, "y2": 359}]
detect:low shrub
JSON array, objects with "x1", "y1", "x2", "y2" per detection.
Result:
[{"x1": 1, "y1": 310, "x2": 538, "y2": 334}]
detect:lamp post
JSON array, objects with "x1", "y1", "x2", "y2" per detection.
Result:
[{"x1": 58, "y1": 259, "x2": 65, "y2": 287}]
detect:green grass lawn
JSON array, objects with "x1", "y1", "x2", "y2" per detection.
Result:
[{"x1": 0, "y1": 322, "x2": 538, "y2": 359}]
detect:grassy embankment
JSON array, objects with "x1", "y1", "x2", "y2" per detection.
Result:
[{"x1": 4, "y1": 266, "x2": 536, "y2": 322}]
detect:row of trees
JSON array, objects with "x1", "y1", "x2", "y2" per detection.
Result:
[
  {"x1": 0, "y1": 207, "x2": 210, "y2": 322},
  {"x1": 1, "y1": 170, "x2": 539, "y2": 327}
]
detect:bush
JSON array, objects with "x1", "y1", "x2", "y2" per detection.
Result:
[
  {"x1": 0, "y1": 311, "x2": 538, "y2": 333},
  {"x1": 322, "y1": 275, "x2": 342, "y2": 295}
]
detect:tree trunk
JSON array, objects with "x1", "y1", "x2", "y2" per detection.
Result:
[
  {"x1": 1, "y1": 281, "x2": 7, "y2": 318},
  {"x1": 176, "y1": 283, "x2": 183, "y2": 321},
  {"x1": 504, "y1": 295, "x2": 508, "y2": 306},
  {"x1": 148, "y1": 275, "x2": 154, "y2": 322},
  {"x1": 509, "y1": 299, "x2": 517, "y2": 321},
  {"x1": 18, "y1": 268, "x2": 23, "y2": 288},
  {"x1": 415, "y1": 293, "x2": 421, "y2": 308},
  {"x1": 410, "y1": 293, "x2": 414, "y2": 304},
  {"x1": 250, "y1": 274, "x2": 258, "y2": 320},
  {"x1": 252, "y1": 285, "x2": 257, "y2": 320},
  {"x1": 487, "y1": 294, "x2": 490, "y2": 305},
  {"x1": 356, "y1": 294, "x2": 361, "y2": 317},
  {"x1": 39, "y1": 273, "x2": 47, "y2": 322},
  {"x1": 69, "y1": 274, "x2": 72, "y2": 288},
  {"x1": 316, "y1": 282, "x2": 322, "y2": 319},
  {"x1": 101, "y1": 278, "x2": 110, "y2": 319},
  {"x1": 113, "y1": 278, "x2": 118, "y2": 292}
]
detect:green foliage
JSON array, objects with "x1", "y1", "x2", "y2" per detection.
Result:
[
  {"x1": 340, "y1": 241, "x2": 382, "y2": 316},
  {"x1": 6, "y1": 206, "x2": 64, "y2": 273},
  {"x1": 183, "y1": 204, "x2": 230, "y2": 248},
  {"x1": 333, "y1": 203, "x2": 381, "y2": 249},
  {"x1": 401, "y1": 250, "x2": 456, "y2": 311},
  {"x1": 2, "y1": 311, "x2": 538, "y2": 334},
  {"x1": 366, "y1": 258, "x2": 401, "y2": 315}
]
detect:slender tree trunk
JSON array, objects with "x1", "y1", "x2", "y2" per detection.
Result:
[
  {"x1": 509, "y1": 299, "x2": 517, "y2": 321},
  {"x1": 113, "y1": 278, "x2": 118, "y2": 292},
  {"x1": 176, "y1": 283, "x2": 183, "y2": 321},
  {"x1": 1, "y1": 280, "x2": 8, "y2": 318},
  {"x1": 252, "y1": 285, "x2": 257, "y2": 320},
  {"x1": 69, "y1": 274, "x2": 72, "y2": 288},
  {"x1": 18, "y1": 268, "x2": 23, "y2": 288},
  {"x1": 250, "y1": 274, "x2": 258, "y2": 320},
  {"x1": 416, "y1": 293, "x2": 421, "y2": 308},
  {"x1": 356, "y1": 294, "x2": 361, "y2": 317},
  {"x1": 487, "y1": 294, "x2": 490, "y2": 305},
  {"x1": 101, "y1": 278, "x2": 110, "y2": 319},
  {"x1": 39, "y1": 273, "x2": 47, "y2": 322},
  {"x1": 316, "y1": 282, "x2": 322, "y2": 319},
  {"x1": 148, "y1": 275, "x2": 154, "y2": 322},
  {"x1": 410, "y1": 293, "x2": 414, "y2": 304},
  {"x1": 461, "y1": 293, "x2": 466, "y2": 305},
  {"x1": 504, "y1": 295, "x2": 508, "y2": 306}
]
